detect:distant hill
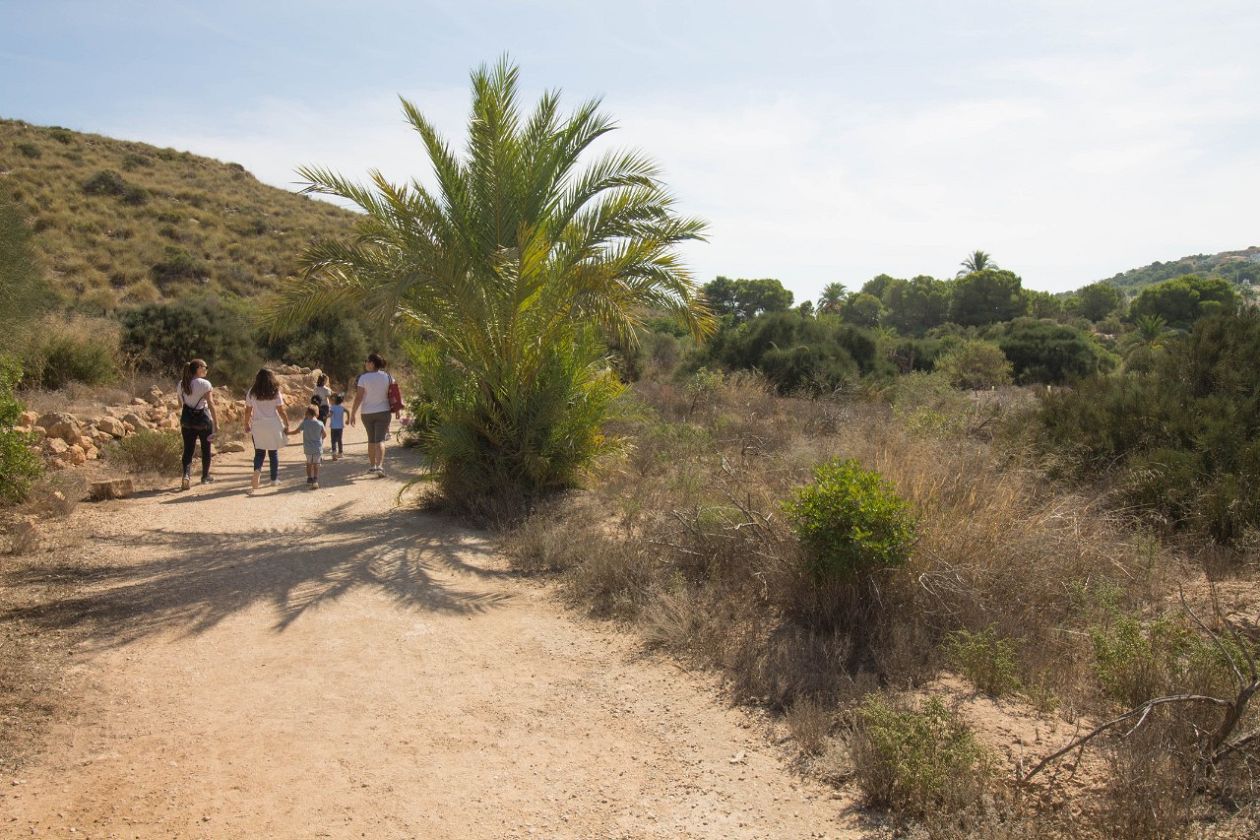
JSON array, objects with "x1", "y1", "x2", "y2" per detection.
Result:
[
  {"x1": 0, "y1": 118, "x2": 357, "y2": 309},
  {"x1": 1100, "y1": 246, "x2": 1260, "y2": 294}
]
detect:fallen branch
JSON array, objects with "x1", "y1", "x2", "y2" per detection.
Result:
[{"x1": 1021, "y1": 694, "x2": 1231, "y2": 784}]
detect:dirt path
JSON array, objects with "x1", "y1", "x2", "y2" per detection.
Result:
[{"x1": 1, "y1": 423, "x2": 863, "y2": 839}]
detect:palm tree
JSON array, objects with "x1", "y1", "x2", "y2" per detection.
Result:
[
  {"x1": 270, "y1": 58, "x2": 712, "y2": 508},
  {"x1": 817, "y1": 282, "x2": 847, "y2": 314},
  {"x1": 957, "y1": 250, "x2": 996, "y2": 277},
  {"x1": 1135, "y1": 314, "x2": 1168, "y2": 344}
]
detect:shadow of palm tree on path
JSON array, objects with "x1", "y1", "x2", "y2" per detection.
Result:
[{"x1": 1, "y1": 502, "x2": 511, "y2": 650}]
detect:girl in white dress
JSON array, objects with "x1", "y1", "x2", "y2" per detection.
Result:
[{"x1": 243, "y1": 368, "x2": 290, "y2": 496}]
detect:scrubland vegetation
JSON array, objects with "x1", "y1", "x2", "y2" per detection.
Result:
[{"x1": 3, "y1": 58, "x2": 1260, "y2": 837}]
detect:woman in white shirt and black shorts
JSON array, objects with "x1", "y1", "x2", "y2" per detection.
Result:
[{"x1": 351, "y1": 352, "x2": 393, "y2": 476}]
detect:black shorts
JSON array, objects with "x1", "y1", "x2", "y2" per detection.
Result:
[{"x1": 317, "y1": 404, "x2": 330, "y2": 422}]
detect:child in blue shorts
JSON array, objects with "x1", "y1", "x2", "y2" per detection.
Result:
[
  {"x1": 328, "y1": 393, "x2": 347, "y2": 460},
  {"x1": 287, "y1": 405, "x2": 327, "y2": 488}
]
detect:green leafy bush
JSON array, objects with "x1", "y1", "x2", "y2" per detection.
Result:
[
  {"x1": 258, "y1": 311, "x2": 368, "y2": 389},
  {"x1": 82, "y1": 169, "x2": 129, "y2": 197},
  {"x1": 0, "y1": 357, "x2": 42, "y2": 503},
  {"x1": 704, "y1": 310, "x2": 886, "y2": 393},
  {"x1": 783, "y1": 458, "x2": 916, "y2": 582},
  {"x1": 1090, "y1": 613, "x2": 1251, "y2": 708},
  {"x1": 945, "y1": 626, "x2": 1022, "y2": 696},
  {"x1": 28, "y1": 332, "x2": 118, "y2": 390},
  {"x1": 852, "y1": 695, "x2": 992, "y2": 818},
  {"x1": 119, "y1": 295, "x2": 261, "y2": 389},
  {"x1": 996, "y1": 318, "x2": 1111, "y2": 384},
  {"x1": 1034, "y1": 312, "x2": 1260, "y2": 542},
  {"x1": 149, "y1": 247, "x2": 206, "y2": 286},
  {"x1": 409, "y1": 331, "x2": 626, "y2": 513},
  {"x1": 934, "y1": 339, "x2": 1012, "y2": 389},
  {"x1": 107, "y1": 430, "x2": 182, "y2": 474}
]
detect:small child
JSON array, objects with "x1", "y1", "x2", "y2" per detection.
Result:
[
  {"x1": 287, "y1": 405, "x2": 327, "y2": 488},
  {"x1": 312, "y1": 374, "x2": 332, "y2": 425},
  {"x1": 328, "y1": 393, "x2": 347, "y2": 460}
]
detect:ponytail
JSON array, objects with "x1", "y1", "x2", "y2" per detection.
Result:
[{"x1": 181, "y1": 359, "x2": 206, "y2": 396}]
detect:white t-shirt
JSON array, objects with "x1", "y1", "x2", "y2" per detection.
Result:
[
  {"x1": 246, "y1": 390, "x2": 285, "y2": 419},
  {"x1": 180, "y1": 377, "x2": 213, "y2": 409},
  {"x1": 357, "y1": 370, "x2": 392, "y2": 414}
]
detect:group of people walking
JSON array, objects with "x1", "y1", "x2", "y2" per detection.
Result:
[{"x1": 176, "y1": 352, "x2": 398, "y2": 494}]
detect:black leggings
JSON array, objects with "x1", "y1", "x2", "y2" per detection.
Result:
[
  {"x1": 330, "y1": 428, "x2": 343, "y2": 454},
  {"x1": 253, "y1": 449, "x2": 279, "y2": 481},
  {"x1": 181, "y1": 426, "x2": 212, "y2": 478}
]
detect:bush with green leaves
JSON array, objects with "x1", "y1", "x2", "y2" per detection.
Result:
[
  {"x1": 945, "y1": 626, "x2": 1022, "y2": 696},
  {"x1": 259, "y1": 311, "x2": 369, "y2": 389},
  {"x1": 22, "y1": 322, "x2": 119, "y2": 389},
  {"x1": 119, "y1": 295, "x2": 261, "y2": 390},
  {"x1": 106, "y1": 430, "x2": 183, "y2": 474},
  {"x1": 1130, "y1": 274, "x2": 1239, "y2": 329},
  {"x1": 783, "y1": 458, "x2": 916, "y2": 582},
  {"x1": 0, "y1": 357, "x2": 42, "y2": 503},
  {"x1": 1034, "y1": 312, "x2": 1260, "y2": 542},
  {"x1": 1090, "y1": 613, "x2": 1249, "y2": 708},
  {"x1": 704, "y1": 310, "x2": 887, "y2": 393},
  {"x1": 851, "y1": 695, "x2": 992, "y2": 819},
  {"x1": 934, "y1": 339, "x2": 1012, "y2": 389},
  {"x1": 996, "y1": 317, "x2": 1111, "y2": 384}
]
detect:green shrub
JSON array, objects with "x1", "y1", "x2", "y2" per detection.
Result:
[
  {"x1": 996, "y1": 318, "x2": 1111, "y2": 384},
  {"x1": 1089, "y1": 614, "x2": 1247, "y2": 708},
  {"x1": 704, "y1": 310, "x2": 886, "y2": 393},
  {"x1": 149, "y1": 247, "x2": 206, "y2": 286},
  {"x1": 107, "y1": 430, "x2": 182, "y2": 474},
  {"x1": 945, "y1": 626, "x2": 1022, "y2": 696},
  {"x1": 119, "y1": 295, "x2": 261, "y2": 389},
  {"x1": 783, "y1": 458, "x2": 916, "y2": 582},
  {"x1": 82, "y1": 169, "x2": 129, "y2": 197},
  {"x1": 852, "y1": 695, "x2": 992, "y2": 818},
  {"x1": 409, "y1": 330, "x2": 626, "y2": 514},
  {"x1": 15, "y1": 142, "x2": 40, "y2": 159},
  {"x1": 934, "y1": 339, "x2": 1012, "y2": 389},
  {"x1": 1033, "y1": 312, "x2": 1260, "y2": 542},
  {"x1": 27, "y1": 331, "x2": 118, "y2": 389},
  {"x1": 258, "y1": 311, "x2": 369, "y2": 388},
  {"x1": 0, "y1": 357, "x2": 42, "y2": 503}
]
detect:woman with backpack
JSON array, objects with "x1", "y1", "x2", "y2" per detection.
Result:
[
  {"x1": 178, "y1": 358, "x2": 219, "y2": 491},
  {"x1": 349, "y1": 352, "x2": 397, "y2": 476},
  {"x1": 244, "y1": 367, "x2": 291, "y2": 496}
]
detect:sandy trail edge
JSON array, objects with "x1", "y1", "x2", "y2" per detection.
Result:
[{"x1": 1, "y1": 423, "x2": 865, "y2": 839}]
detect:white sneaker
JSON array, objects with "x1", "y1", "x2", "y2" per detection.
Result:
[{"x1": 270, "y1": 478, "x2": 280, "y2": 486}]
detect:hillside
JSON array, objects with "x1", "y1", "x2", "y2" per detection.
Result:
[
  {"x1": 1100, "y1": 245, "x2": 1260, "y2": 293},
  {"x1": 0, "y1": 118, "x2": 357, "y2": 309}
]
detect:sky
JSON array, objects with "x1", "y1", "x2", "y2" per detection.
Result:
[{"x1": 2, "y1": 0, "x2": 1258, "y2": 300}]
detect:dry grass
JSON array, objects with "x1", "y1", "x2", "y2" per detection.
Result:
[
  {"x1": 0, "y1": 118, "x2": 356, "y2": 308},
  {"x1": 498, "y1": 369, "x2": 1256, "y2": 836}
]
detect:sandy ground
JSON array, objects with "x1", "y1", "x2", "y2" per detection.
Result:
[{"x1": 1, "y1": 422, "x2": 863, "y2": 839}]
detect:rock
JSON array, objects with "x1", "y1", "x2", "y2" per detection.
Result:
[
  {"x1": 131, "y1": 397, "x2": 150, "y2": 407},
  {"x1": 19, "y1": 410, "x2": 38, "y2": 427},
  {"x1": 82, "y1": 444, "x2": 99, "y2": 460},
  {"x1": 147, "y1": 386, "x2": 164, "y2": 402},
  {"x1": 97, "y1": 416, "x2": 126, "y2": 438},
  {"x1": 44, "y1": 438, "x2": 69, "y2": 456},
  {"x1": 66, "y1": 445, "x2": 87, "y2": 466},
  {"x1": 91, "y1": 430, "x2": 113, "y2": 446},
  {"x1": 89, "y1": 478, "x2": 134, "y2": 500},
  {"x1": 38, "y1": 411, "x2": 77, "y2": 430},
  {"x1": 45, "y1": 418, "x2": 83, "y2": 443},
  {"x1": 28, "y1": 426, "x2": 46, "y2": 441},
  {"x1": 217, "y1": 441, "x2": 246, "y2": 453},
  {"x1": 122, "y1": 412, "x2": 150, "y2": 431}
]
